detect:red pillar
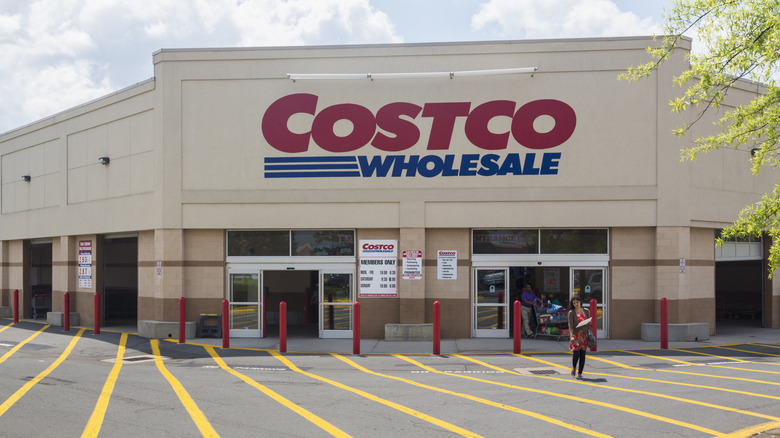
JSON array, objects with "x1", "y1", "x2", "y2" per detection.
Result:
[
  {"x1": 589, "y1": 298, "x2": 597, "y2": 352},
  {"x1": 64, "y1": 292, "x2": 70, "y2": 332},
  {"x1": 660, "y1": 297, "x2": 669, "y2": 350},
  {"x1": 12, "y1": 289, "x2": 18, "y2": 324},
  {"x1": 222, "y1": 299, "x2": 230, "y2": 349},
  {"x1": 513, "y1": 300, "x2": 521, "y2": 354},
  {"x1": 178, "y1": 297, "x2": 186, "y2": 344},
  {"x1": 279, "y1": 301, "x2": 287, "y2": 353},
  {"x1": 352, "y1": 301, "x2": 360, "y2": 355},
  {"x1": 433, "y1": 301, "x2": 440, "y2": 355},
  {"x1": 94, "y1": 292, "x2": 100, "y2": 335}
]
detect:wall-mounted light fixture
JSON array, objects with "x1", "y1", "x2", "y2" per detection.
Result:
[
  {"x1": 21, "y1": 175, "x2": 30, "y2": 182},
  {"x1": 287, "y1": 67, "x2": 537, "y2": 81},
  {"x1": 98, "y1": 156, "x2": 110, "y2": 165}
]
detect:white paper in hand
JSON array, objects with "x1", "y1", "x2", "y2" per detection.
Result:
[{"x1": 576, "y1": 317, "x2": 592, "y2": 328}]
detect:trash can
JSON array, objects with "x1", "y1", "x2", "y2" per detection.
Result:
[{"x1": 198, "y1": 313, "x2": 222, "y2": 338}]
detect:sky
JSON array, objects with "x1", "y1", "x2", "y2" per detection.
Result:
[{"x1": 0, "y1": 0, "x2": 671, "y2": 134}]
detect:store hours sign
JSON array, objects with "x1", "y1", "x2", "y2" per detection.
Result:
[{"x1": 359, "y1": 240, "x2": 397, "y2": 297}]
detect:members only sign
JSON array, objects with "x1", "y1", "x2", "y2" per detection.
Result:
[{"x1": 359, "y1": 240, "x2": 397, "y2": 297}]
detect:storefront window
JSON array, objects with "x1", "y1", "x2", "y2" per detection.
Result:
[
  {"x1": 540, "y1": 229, "x2": 607, "y2": 254},
  {"x1": 228, "y1": 230, "x2": 355, "y2": 257},
  {"x1": 473, "y1": 229, "x2": 538, "y2": 254},
  {"x1": 227, "y1": 231, "x2": 289, "y2": 256},
  {"x1": 292, "y1": 230, "x2": 354, "y2": 256}
]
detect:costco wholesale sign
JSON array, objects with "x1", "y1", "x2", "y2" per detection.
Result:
[{"x1": 261, "y1": 93, "x2": 576, "y2": 178}]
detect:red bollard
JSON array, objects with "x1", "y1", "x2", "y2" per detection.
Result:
[
  {"x1": 178, "y1": 297, "x2": 186, "y2": 344},
  {"x1": 222, "y1": 299, "x2": 230, "y2": 349},
  {"x1": 660, "y1": 297, "x2": 668, "y2": 350},
  {"x1": 513, "y1": 300, "x2": 521, "y2": 354},
  {"x1": 353, "y1": 301, "x2": 361, "y2": 355},
  {"x1": 280, "y1": 301, "x2": 287, "y2": 353},
  {"x1": 64, "y1": 292, "x2": 70, "y2": 332},
  {"x1": 94, "y1": 292, "x2": 100, "y2": 335},
  {"x1": 433, "y1": 301, "x2": 441, "y2": 355},
  {"x1": 589, "y1": 298, "x2": 598, "y2": 352},
  {"x1": 12, "y1": 289, "x2": 18, "y2": 324}
]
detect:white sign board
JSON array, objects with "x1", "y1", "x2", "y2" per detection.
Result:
[
  {"x1": 437, "y1": 250, "x2": 457, "y2": 280},
  {"x1": 78, "y1": 240, "x2": 93, "y2": 288},
  {"x1": 359, "y1": 240, "x2": 397, "y2": 297},
  {"x1": 402, "y1": 250, "x2": 423, "y2": 280}
]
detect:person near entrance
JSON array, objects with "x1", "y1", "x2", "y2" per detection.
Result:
[
  {"x1": 520, "y1": 284, "x2": 536, "y2": 337},
  {"x1": 568, "y1": 295, "x2": 591, "y2": 380}
]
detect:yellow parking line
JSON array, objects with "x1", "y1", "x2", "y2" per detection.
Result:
[
  {"x1": 204, "y1": 346, "x2": 350, "y2": 437},
  {"x1": 623, "y1": 350, "x2": 780, "y2": 379},
  {"x1": 670, "y1": 348, "x2": 751, "y2": 363},
  {"x1": 396, "y1": 354, "x2": 725, "y2": 436},
  {"x1": 0, "y1": 324, "x2": 49, "y2": 365},
  {"x1": 269, "y1": 351, "x2": 481, "y2": 438},
  {"x1": 82, "y1": 333, "x2": 128, "y2": 438},
  {"x1": 0, "y1": 322, "x2": 14, "y2": 334},
  {"x1": 722, "y1": 420, "x2": 780, "y2": 438},
  {"x1": 150, "y1": 339, "x2": 218, "y2": 437},
  {"x1": 0, "y1": 328, "x2": 84, "y2": 416},
  {"x1": 580, "y1": 356, "x2": 780, "y2": 402},
  {"x1": 456, "y1": 354, "x2": 780, "y2": 423},
  {"x1": 715, "y1": 346, "x2": 780, "y2": 359},
  {"x1": 333, "y1": 354, "x2": 610, "y2": 438}
]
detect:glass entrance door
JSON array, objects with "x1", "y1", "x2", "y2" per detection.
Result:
[
  {"x1": 228, "y1": 271, "x2": 262, "y2": 337},
  {"x1": 473, "y1": 268, "x2": 510, "y2": 337},
  {"x1": 320, "y1": 271, "x2": 354, "y2": 338},
  {"x1": 571, "y1": 268, "x2": 606, "y2": 333}
]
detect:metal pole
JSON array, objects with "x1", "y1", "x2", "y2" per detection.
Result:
[
  {"x1": 179, "y1": 297, "x2": 186, "y2": 344},
  {"x1": 353, "y1": 301, "x2": 360, "y2": 355},
  {"x1": 222, "y1": 299, "x2": 230, "y2": 349},
  {"x1": 280, "y1": 301, "x2": 287, "y2": 353},
  {"x1": 513, "y1": 300, "x2": 521, "y2": 354},
  {"x1": 661, "y1": 297, "x2": 668, "y2": 350},
  {"x1": 433, "y1": 301, "x2": 440, "y2": 355},
  {"x1": 94, "y1": 292, "x2": 100, "y2": 335},
  {"x1": 64, "y1": 292, "x2": 70, "y2": 332}
]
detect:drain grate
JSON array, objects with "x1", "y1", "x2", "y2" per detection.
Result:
[
  {"x1": 104, "y1": 354, "x2": 161, "y2": 364},
  {"x1": 514, "y1": 367, "x2": 561, "y2": 376}
]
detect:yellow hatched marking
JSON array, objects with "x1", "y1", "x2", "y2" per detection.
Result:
[
  {"x1": 623, "y1": 350, "x2": 780, "y2": 380},
  {"x1": 204, "y1": 346, "x2": 350, "y2": 437},
  {"x1": 670, "y1": 348, "x2": 752, "y2": 363},
  {"x1": 150, "y1": 339, "x2": 218, "y2": 437},
  {"x1": 395, "y1": 354, "x2": 725, "y2": 437},
  {"x1": 0, "y1": 328, "x2": 84, "y2": 416},
  {"x1": 0, "y1": 322, "x2": 14, "y2": 334},
  {"x1": 0, "y1": 324, "x2": 48, "y2": 365},
  {"x1": 578, "y1": 355, "x2": 780, "y2": 402},
  {"x1": 269, "y1": 351, "x2": 481, "y2": 438},
  {"x1": 723, "y1": 420, "x2": 780, "y2": 438},
  {"x1": 457, "y1": 354, "x2": 780, "y2": 423},
  {"x1": 82, "y1": 333, "x2": 128, "y2": 438},
  {"x1": 715, "y1": 346, "x2": 780, "y2": 359},
  {"x1": 334, "y1": 354, "x2": 610, "y2": 438}
]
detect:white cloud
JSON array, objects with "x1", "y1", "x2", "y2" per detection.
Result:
[
  {"x1": 471, "y1": 0, "x2": 660, "y2": 39},
  {"x1": 0, "y1": 0, "x2": 400, "y2": 133}
]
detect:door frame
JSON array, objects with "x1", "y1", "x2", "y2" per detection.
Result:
[
  {"x1": 226, "y1": 263, "x2": 355, "y2": 339},
  {"x1": 472, "y1": 267, "x2": 510, "y2": 338},
  {"x1": 570, "y1": 267, "x2": 608, "y2": 336}
]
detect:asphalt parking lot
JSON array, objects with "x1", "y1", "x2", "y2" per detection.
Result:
[{"x1": 0, "y1": 319, "x2": 779, "y2": 437}]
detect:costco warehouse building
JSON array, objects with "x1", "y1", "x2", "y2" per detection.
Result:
[{"x1": 0, "y1": 36, "x2": 777, "y2": 341}]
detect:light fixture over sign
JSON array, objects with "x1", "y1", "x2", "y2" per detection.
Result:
[{"x1": 98, "y1": 156, "x2": 110, "y2": 165}]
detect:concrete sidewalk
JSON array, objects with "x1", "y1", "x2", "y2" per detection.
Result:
[{"x1": 171, "y1": 322, "x2": 780, "y2": 354}]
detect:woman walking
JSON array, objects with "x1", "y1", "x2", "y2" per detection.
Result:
[{"x1": 567, "y1": 295, "x2": 590, "y2": 380}]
